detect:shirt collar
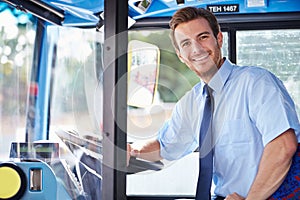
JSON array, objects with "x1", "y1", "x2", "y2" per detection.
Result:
[{"x1": 208, "y1": 58, "x2": 234, "y2": 93}]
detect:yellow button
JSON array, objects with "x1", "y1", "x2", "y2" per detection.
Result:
[{"x1": 0, "y1": 166, "x2": 21, "y2": 199}]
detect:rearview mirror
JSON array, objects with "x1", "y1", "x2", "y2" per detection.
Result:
[{"x1": 127, "y1": 40, "x2": 160, "y2": 107}]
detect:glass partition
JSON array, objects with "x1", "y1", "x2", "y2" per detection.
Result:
[
  {"x1": 126, "y1": 29, "x2": 228, "y2": 197},
  {"x1": 49, "y1": 26, "x2": 103, "y2": 199}
]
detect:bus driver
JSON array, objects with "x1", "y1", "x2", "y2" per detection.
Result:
[{"x1": 127, "y1": 7, "x2": 300, "y2": 200}]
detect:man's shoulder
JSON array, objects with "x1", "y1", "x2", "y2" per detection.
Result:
[
  {"x1": 222, "y1": 59, "x2": 271, "y2": 80},
  {"x1": 231, "y1": 65, "x2": 285, "y2": 91},
  {"x1": 232, "y1": 64, "x2": 273, "y2": 80},
  {"x1": 234, "y1": 64, "x2": 268, "y2": 73}
]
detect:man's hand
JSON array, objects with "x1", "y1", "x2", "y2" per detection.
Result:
[
  {"x1": 225, "y1": 192, "x2": 245, "y2": 200},
  {"x1": 127, "y1": 139, "x2": 162, "y2": 167},
  {"x1": 127, "y1": 143, "x2": 131, "y2": 166},
  {"x1": 127, "y1": 143, "x2": 140, "y2": 166}
]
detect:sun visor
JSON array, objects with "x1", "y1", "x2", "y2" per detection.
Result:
[{"x1": 50, "y1": 0, "x2": 103, "y2": 26}]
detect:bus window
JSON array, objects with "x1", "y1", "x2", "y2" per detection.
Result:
[
  {"x1": 0, "y1": 6, "x2": 35, "y2": 160},
  {"x1": 127, "y1": 29, "x2": 228, "y2": 197},
  {"x1": 49, "y1": 26, "x2": 103, "y2": 136},
  {"x1": 236, "y1": 29, "x2": 300, "y2": 117},
  {"x1": 222, "y1": 32, "x2": 228, "y2": 59}
]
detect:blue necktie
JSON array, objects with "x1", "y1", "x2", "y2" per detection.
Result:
[{"x1": 196, "y1": 84, "x2": 213, "y2": 200}]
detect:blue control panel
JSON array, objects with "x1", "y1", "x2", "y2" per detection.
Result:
[{"x1": 0, "y1": 161, "x2": 72, "y2": 200}]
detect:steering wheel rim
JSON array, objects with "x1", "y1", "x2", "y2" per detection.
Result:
[{"x1": 127, "y1": 157, "x2": 164, "y2": 174}]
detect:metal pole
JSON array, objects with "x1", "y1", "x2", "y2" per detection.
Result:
[{"x1": 102, "y1": 0, "x2": 128, "y2": 199}]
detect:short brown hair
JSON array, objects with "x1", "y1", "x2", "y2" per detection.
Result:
[{"x1": 169, "y1": 7, "x2": 220, "y2": 50}]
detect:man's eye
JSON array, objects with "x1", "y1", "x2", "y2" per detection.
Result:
[
  {"x1": 199, "y1": 35, "x2": 208, "y2": 40},
  {"x1": 181, "y1": 41, "x2": 190, "y2": 47}
]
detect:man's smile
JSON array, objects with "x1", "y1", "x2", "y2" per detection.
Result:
[{"x1": 192, "y1": 53, "x2": 210, "y2": 62}]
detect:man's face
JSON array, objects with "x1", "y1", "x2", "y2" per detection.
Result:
[{"x1": 174, "y1": 18, "x2": 223, "y2": 83}]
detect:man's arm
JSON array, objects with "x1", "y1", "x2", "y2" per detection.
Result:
[
  {"x1": 225, "y1": 129, "x2": 298, "y2": 200},
  {"x1": 246, "y1": 128, "x2": 298, "y2": 199},
  {"x1": 127, "y1": 139, "x2": 162, "y2": 166}
]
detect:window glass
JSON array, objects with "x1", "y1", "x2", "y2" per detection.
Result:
[
  {"x1": 50, "y1": 27, "x2": 103, "y2": 136},
  {"x1": 0, "y1": 6, "x2": 35, "y2": 160},
  {"x1": 237, "y1": 29, "x2": 300, "y2": 118},
  {"x1": 49, "y1": 26, "x2": 103, "y2": 199},
  {"x1": 127, "y1": 29, "x2": 228, "y2": 197},
  {"x1": 221, "y1": 31, "x2": 228, "y2": 58}
]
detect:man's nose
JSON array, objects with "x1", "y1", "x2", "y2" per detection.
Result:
[{"x1": 191, "y1": 41, "x2": 205, "y2": 53}]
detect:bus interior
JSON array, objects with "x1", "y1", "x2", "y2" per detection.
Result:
[{"x1": 0, "y1": 0, "x2": 299, "y2": 199}]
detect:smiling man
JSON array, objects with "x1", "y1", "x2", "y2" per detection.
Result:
[
  {"x1": 128, "y1": 7, "x2": 300, "y2": 200},
  {"x1": 172, "y1": 16, "x2": 222, "y2": 82}
]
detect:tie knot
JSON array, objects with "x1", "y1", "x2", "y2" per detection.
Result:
[{"x1": 203, "y1": 84, "x2": 212, "y2": 98}]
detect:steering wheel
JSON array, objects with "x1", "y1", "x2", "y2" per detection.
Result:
[{"x1": 127, "y1": 157, "x2": 164, "y2": 174}]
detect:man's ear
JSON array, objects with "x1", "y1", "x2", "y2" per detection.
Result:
[
  {"x1": 217, "y1": 32, "x2": 223, "y2": 48},
  {"x1": 176, "y1": 49, "x2": 185, "y2": 63}
]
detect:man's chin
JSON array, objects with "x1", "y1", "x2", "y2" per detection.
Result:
[{"x1": 197, "y1": 65, "x2": 218, "y2": 82}]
